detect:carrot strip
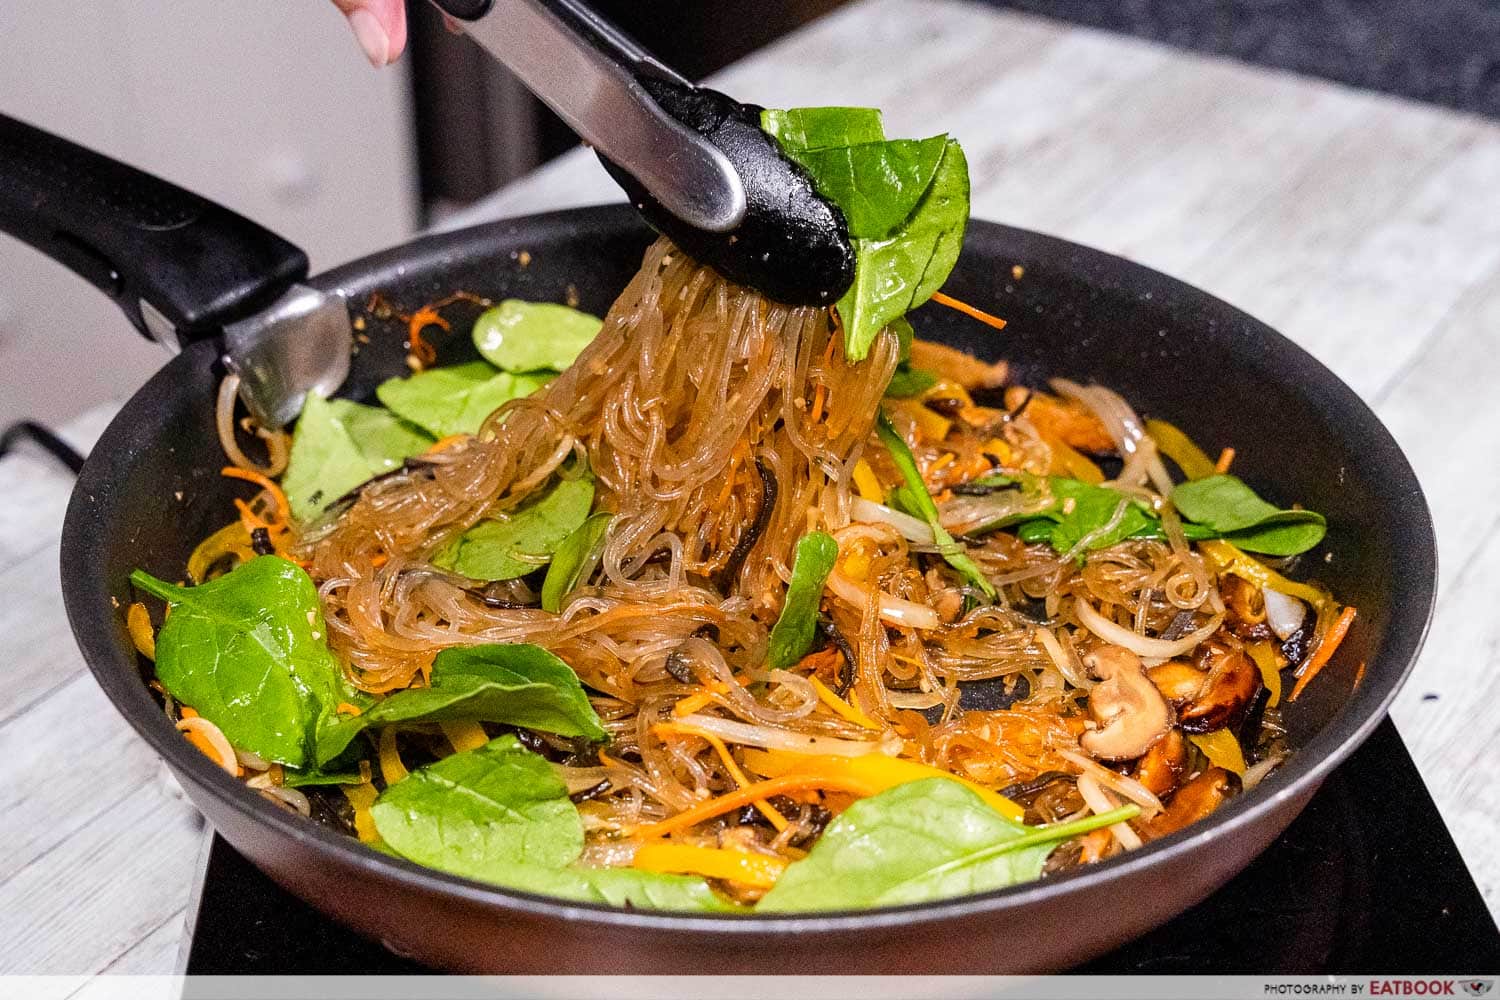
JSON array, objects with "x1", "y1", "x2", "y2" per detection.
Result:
[
  {"x1": 807, "y1": 676, "x2": 882, "y2": 731},
  {"x1": 632, "y1": 774, "x2": 868, "y2": 840},
  {"x1": 930, "y1": 291, "x2": 1008, "y2": 332},
  {"x1": 1289, "y1": 606, "x2": 1357, "y2": 702},
  {"x1": 425, "y1": 434, "x2": 469, "y2": 454},
  {"x1": 655, "y1": 722, "x2": 789, "y2": 831},
  {"x1": 1215, "y1": 447, "x2": 1236, "y2": 474},
  {"x1": 221, "y1": 466, "x2": 290, "y2": 526}
]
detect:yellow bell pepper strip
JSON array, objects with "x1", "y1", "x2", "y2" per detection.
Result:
[
  {"x1": 741, "y1": 747, "x2": 1024, "y2": 822},
  {"x1": 632, "y1": 842, "x2": 787, "y2": 890},
  {"x1": 1245, "y1": 640, "x2": 1284, "y2": 707},
  {"x1": 1040, "y1": 432, "x2": 1105, "y2": 484},
  {"x1": 439, "y1": 719, "x2": 490, "y2": 753},
  {"x1": 807, "y1": 676, "x2": 882, "y2": 731},
  {"x1": 126, "y1": 602, "x2": 156, "y2": 660},
  {"x1": 1188, "y1": 730, "x2": 1247, "y2": 776},
  {"x1": 186, "y1": 520, "x2": 258, "y2": 584},
  {"x1": 1199, "y1": 539, "x2": 1329, "y2": 607},
  {"x1": 342, "y1": 782, "x2": 381, "y2": 843},
  {"x1": 1144, "y1": 419, "x2": 1217, "y2": 481},
  {"x1": 631, "y1": 774, "x2": 877, "y2": 840},
  {"x1": 377, "y1": 728, "x2": 408, "y2": 785},
  {"x1": 851, "y1": 459, "x2": 885, "y2": 503}
]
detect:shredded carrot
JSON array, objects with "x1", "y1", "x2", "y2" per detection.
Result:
[
  {"x1": 632, "y1": 774, "x2": 868, "y2": 839},
  {"x1": 126, "y1": 602, "x2": 156, "y2": 660},
  {"x1": 425, "y1": 434, "x2": 469, "y2": 454},
  {"x1": 220, "y1": 466, "x2": 289, "y2": 526},
  {"x1": 180, "y1": 706, "x2": 198, "y2": 719},
  {"x1": 672, "y1": 683, "x2": 727, "y2": 718},
  {"x1": 742, "y1": 748, "x2": 1025, "y2": 821},
  {"x1": 1353, "y1": 660, "x2": 1367, "y2": 689},
  {"x1": 1289, "y1": 606, "x2": 1357, "y2": 702},
  {"x1": 807, "y1": 676, "x2": 882, "y2": 731},
  {"x1": 335, "y1": 702, "x2": 363, "y2": 717},
  {"x1": 655, "y1": 722, "x2": 788, "y2": 830},
  {"x1": 1215, "y1": 447, "x2": 1236, "y2": 474},
  {"x1": 407, "y1": 307, "x2": 448, "y2": 367},
  {"x1": 930, "y1": 291, "x2": 1008, "y2": 332},
  {"x1": 632, "y1": 842, "x2": 786, "y2": 889}
]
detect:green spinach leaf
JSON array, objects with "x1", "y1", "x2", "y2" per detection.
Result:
[
  {"x1": 372, "y1": 734, "x2": 583, "y2": 875},
  {"x1": 472, "y1": 300, "x2": 602, "y2": 373},
  {"x1": 1047, "y1": 477, "x2": 1157, "y2": 555},
  {"x1": 434, "y1": 474, "x2": 595, "y2": 581},
  {"x1": 877, "y1": 412, "x2": 995, "y2": 599},
  {"x1": 782, "y1": 137, "x2": 948, "y2": 238},
  {"x1": 761, "y1": 106, "x2": 886, "y2": 149},
  {"x1": 316, "y1": 642, "x2": 605, "y2": 764},
  {"x1": 767, "y1": 531, "x2": 840, "y2": 669},
  {"x1": 758, "y1": 778, "x2": 1136, "y2": 911},
  {"x1": 282, "y1": 393, "x2": 434, "y2": 522},
  {"x1": 376, "y1": 361, "x2": 550, "y2": 438},
  {"x1": 131, "y1": 556, "x2": 360, "y2": 768},
  {"x1": 372, "y1": 735, "x2": 733, "y2": 911},
  {"x1": 837, "y1": 139, "x2": 969, "y2": 361},
  {"x1": 1170, "y1": 474, "x2": 1326, "y2": 556},
  {"x1": 540, "y1": 512, "x2": 612, "y2": 613},
  {"x1": 885, "y1": 364, "x2": 939, "y2": 398}
]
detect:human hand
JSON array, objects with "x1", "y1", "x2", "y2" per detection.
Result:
[{"x1": 331, "y1": 0, "x2": 409, "y2": 67}]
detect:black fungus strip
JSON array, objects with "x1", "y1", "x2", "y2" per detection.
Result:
[
  {"x1": 718, "y1": 456, "x2": 778, "y2": 591},
  {"x1": 1281, "y1": 619, "x2": 1314, "y2": 665},
  {"x1": 664, "y1": 649, "x2": 695, "y2": 684},
  {"x1": 461, "y1": 585, "x2": 536, "y2": 609},
  {"x1": 1159, "y1": 607, "x2": 1199, "y2": 641},
  {"x1": 817, "y1": 617, "x2": 858, "y2": 696},
  {"x1": 250, "y1": 527, "x2": 275, "y2": 555},
  {"x1": 998, "y1": 770, "x2": 1074, "y2": 803},
  {"x1": 1006, "y1": 389, "x2": 1035, "y2": 421},
  {"x1": 951, "y1": 482, "x2": 1009, "y2": 497},
  {"x1": 569, "y1": 779, "x2": 612, "y2": 804}
]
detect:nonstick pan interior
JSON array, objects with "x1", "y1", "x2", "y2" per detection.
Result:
[{"x1": 61, "y1": 205, "x2": 1436, "y2": 972}]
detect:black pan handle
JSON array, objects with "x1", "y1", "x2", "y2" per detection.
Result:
[{"x1": 0, "y1": 113, "x2": 308, "y2": 345}]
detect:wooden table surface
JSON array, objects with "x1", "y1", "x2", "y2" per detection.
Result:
[{"x1": 4, "y1": 0, "x2": 1497, "y2": 976}]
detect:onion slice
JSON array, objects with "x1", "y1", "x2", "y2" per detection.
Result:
[
  {"x1": 850, "y1": 498, "x2": 934, "y2": 545},
  {"x1": 1074, "y1": 598, "x2": 1223, "y2": 660},
  {"x1": 1262, "y1": 588, "x2": 1306, "y2": 641},
  {"x1": 826, "y1": 568, "x2": 941, "y2": 630},
  {"x1": 1076, "y1": 773, "x2": 1144, "y2": 851},
  {"x1": 674, "y1": 713, "x2": 895, "y2": 757},
  {"x1": 1059, "y1": 748, "x2": 1164, "y2": 816}
]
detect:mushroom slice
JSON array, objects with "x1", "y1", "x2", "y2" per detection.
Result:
[
  {"x1": 1178, "y1": 640, "x2": 1262, "y2": 734},
  {"x1": 1132, "y1": 728, "x2": 1188, "y2": 797},
  {"x1": 1146, "y1": 661, "x2": 1208, "y2": 703},
  {"x1": 1143, "y1": 767, "x2": 1241, "y2": 839},
  {"x1": 1079, "y1": 645, "x2": 1174, "y2": 761}
]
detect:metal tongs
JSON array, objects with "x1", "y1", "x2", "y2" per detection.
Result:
[{"x1": 430, "y1": 0, "x2": 855, "y2": 306}]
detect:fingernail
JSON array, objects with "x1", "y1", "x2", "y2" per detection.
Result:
[{"x1": 348, "y1": 8, "x2": 390, "y2": 67}]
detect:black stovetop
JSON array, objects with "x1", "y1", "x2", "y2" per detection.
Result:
[{"x1": 182, "y1": 718, "x2": 1500, "y2": 974}]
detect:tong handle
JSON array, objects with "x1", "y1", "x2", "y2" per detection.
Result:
[{"x1": 0, "y1": 113, "x2": 307, "y2": 346}]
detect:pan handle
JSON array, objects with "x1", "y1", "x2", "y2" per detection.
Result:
[{"x1": 0, "y1": 113, "x2": 308, "y2": 347}]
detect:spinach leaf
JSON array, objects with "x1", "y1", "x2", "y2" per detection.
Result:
[
  {"x1": 372, "y1": 734, "x2": 583, "y2": 876},
  {"x1": 540, "y1": 512, "x2": 612, "y2": 613},
  {"x1": 472, "y1": 300, "x2": 602, "y2": 373},
  {"x1": 767, "y1": 531, "x2": 839, "y2": 669},
  {"x1": 1170, "y1": 474, "x2": 1327, "y2": 556},
  {"x1": 758, "y1": 778, "x2": 1136, "y2": 911},
  {"x1": 837, "y1": 139, "x2": 969, "y2": 361},
  {"x1": 282, "y1": 393, "x2": 434, "y2": 522},
  {"x1": 131, "y1": 556, "x2": 360, "y2": 768},
  {"x1": 877, "y1": 412, "x2": 995, "y2": 599},
  {"x1": 434, "y1": 474, "x2": 595, "y2": 581},
  {"x1": 761, "y1": 106, "x2": 886, "y2": 149},
  {"x1": 500, "y1": 865, "x2": 740, "y2": 912},
  {"x1": 372, "y1": 735, "x2": 733, "y2": 911},
  {"x1": 782, "y1": 137, "x2": 948, "y2": 238},
  {"x1": 1047, "y1": 477, "x2": 1157, "y2": 555},
  {"x1": 376, "y1": 361, "x2": 550, "y2": 438},
  {"x1": 283, "y1": 767, "x2": 364, "y2": 788},
  {"x1": 885, "y1": 364, "x2": 939, "y2": 398},
  {"x1": 316, "y1": 642, "x2": 605, "y2": 764}
]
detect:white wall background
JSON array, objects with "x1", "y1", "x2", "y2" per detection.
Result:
[{"x1": 0, "y1": 1, "x2": 419, "y2": 426}]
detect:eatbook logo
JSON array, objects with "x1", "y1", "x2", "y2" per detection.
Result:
[{"x1": 1461, "y1": 982, "x2": 1494, "y2": 997}]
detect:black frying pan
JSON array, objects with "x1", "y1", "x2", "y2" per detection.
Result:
[{"x1": 3, "y1": 117, "x2": 1436, "y2": 972}]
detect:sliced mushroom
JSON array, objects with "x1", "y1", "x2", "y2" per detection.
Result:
[
  {"x1": 1147, "y1": 660, "x2": 1208, "y2": 703},
  {"x1": 1079, "y1": 645, "x2": 1174, "y2": 761},
  {"x1": 1132, "y1": 728, "x2": 1188, "y2": 797},
  {"x1": 1178, "y1": 640, "x2": 1262, "y2": 734},
  {"x1": 1143, "y1": 767, "x2": 1240, "y2": 839}
]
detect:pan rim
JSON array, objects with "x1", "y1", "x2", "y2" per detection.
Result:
[{"x1": 61, "y1": 204, "x2": 1438, "y2": 935}]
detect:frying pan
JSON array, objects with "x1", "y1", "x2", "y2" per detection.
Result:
[{"x1": 9, "y1": 122, "x2": 1433, "y2": 972}]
